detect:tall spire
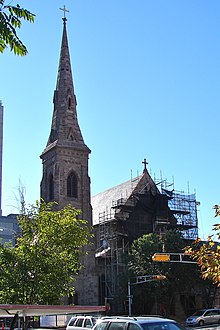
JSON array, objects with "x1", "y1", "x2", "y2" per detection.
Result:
[
  {"x1": 40, "y1": 14, "x2": 97, "y2": 305},
  {"x1": 45, "y1": 14, "x2": 88, "y2": 152},
  {"x1": 56, "y1": 15, "x2": 73, "y2": 92},
  {"x1": 40, "y1": 13, "x2": 91, "y2": 208}
]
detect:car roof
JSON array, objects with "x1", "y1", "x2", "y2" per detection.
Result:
[
  {"x1": 136, "y1": 317, "x2": 174, "y2": 322},
  {"x1": 99, "y1": 317, "x2": 176, "y2": 324},
  {"x1": 69, "y1": 316, "x2": 99, "y2": 319},
  {"x1": 196, "y1": 308, "x2": 220, "y2": 312}
]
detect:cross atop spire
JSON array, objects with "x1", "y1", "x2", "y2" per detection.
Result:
[
  {"x1": 44, "y1": 9, "x2": 86, "y2": 150},
  {"x1": 59, "y1": 5, "x2": 69, "y2": 21},
  {"x1": 142, "y1": 158, "x2": 148, "y2": 173}
]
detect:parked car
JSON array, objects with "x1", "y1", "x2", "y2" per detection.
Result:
[
  {"x1": 185, "y1": 308, "x2": 220, "y2": 327},
  {"x1": 92, "y1": 316, "x2": 186, "y2": 330},
  {"x1": 67, "y1": 316, "x2": 100, "y2": 330}
]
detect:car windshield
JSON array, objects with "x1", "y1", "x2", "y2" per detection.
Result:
[
  {"x1": 192, "y1": 310, "x2": 205, "y2": 316},
  {"x1": 140, "y1": 321, "x2": 185, "y2": 330}
]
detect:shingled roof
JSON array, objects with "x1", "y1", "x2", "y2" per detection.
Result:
[{"x1": 91, "y1": 169, "x2": 158, "y2": 226}]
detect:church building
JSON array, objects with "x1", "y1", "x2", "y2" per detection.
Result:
[
  {"x1": 92, "y1": 161, "x2": 198, "y2": 313},
  {"x1": 39, "y1": 12, "x2": 207, "y2": 317},
  {"x1": 40, "y1": 14, "x2": 98, "y2": 306}
]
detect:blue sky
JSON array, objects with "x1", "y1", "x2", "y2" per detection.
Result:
[{"x1": 0, "y1": 0, "x2": 219, "y2": 239}]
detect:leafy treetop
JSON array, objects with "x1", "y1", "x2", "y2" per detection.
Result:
[
  {"x1": 0, "y1": 0, "x2": 35, "y2": 55},
  {"x1": 185, "y1": 205, "x2": 220, "y2": 287},
  {"x1": 0, "y1": 200, "x2": 93, "y2": 304}
]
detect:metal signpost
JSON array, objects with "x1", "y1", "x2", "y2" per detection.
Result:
[{"x1": 127, "y1": 274, "x2": 166, "y2": 316}]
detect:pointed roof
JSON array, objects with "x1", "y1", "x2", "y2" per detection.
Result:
[
  {"x1": 41, "y1": 17, "x2": 90, "y2": 156},
  {"x1": 91, "y1": 169, "x2": 158, "y2": 225},
  {"x1": 56, "y1": 18, "x2": 74, "y2": 93}
]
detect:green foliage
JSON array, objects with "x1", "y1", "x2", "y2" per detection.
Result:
[
  {"x1": 185, "y1": 205, "x2": 220, "y2": 287},
  {"x1": 127, "y1": 230, "x2": 187, "y2": 278},
  {"x1": 0, "y1": 244, "x2": 18, "y2": 303},
  {"x1": 0, "y1": 200, "x2": 93, "y2": 304},
  {"x1": 127, "y1": 233, "x2": 162, "y2": 276},
  {"x1": 163, "y1": 229, "x2": 185, "y2": 252},
  {"x1": 0, "y1": 0, "x2": 35, "y2": 55},
  {"x1": 126, "y1": 230, "x2": 213, "y2": 315}
]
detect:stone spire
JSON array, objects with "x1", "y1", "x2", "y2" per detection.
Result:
[
  {"x1": 40, "y1": 16, "x2": 91, "y2": 211},
  {"x1": 45, "y1": 16, "x2": 88, "y2": 152},
  {"x1": 40, "y1": 15, "x2": 98, "y2": 306}
]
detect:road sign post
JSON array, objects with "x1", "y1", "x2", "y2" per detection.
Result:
[{"x1": 127, "y1": 274, "x2": 166, "y2": 316}]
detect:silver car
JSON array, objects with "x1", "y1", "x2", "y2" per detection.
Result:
[{"x1": 185, "y1": 308, "x2": 220, "y2": 327}]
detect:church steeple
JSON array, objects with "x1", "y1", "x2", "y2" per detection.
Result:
[
  {"x1": 40, "y1": 12, "x2": 98, "y2": 306},
  {"x1": 40, "y1": 15, "x2": 91, "y2": 212},
  {"x1": 56, "y1": 17, "x2": 73, "y2": 91},
  {"x1": 46, "y1": 15, "x2": 88, "y2": 151}
]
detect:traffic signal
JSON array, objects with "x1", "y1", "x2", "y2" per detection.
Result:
[
  {"x1": 151, "y1": 275, "x2": 166, "y2": 280},
  {"x1": 152, "y1": 253, "x2": 170, "y2": 262}
]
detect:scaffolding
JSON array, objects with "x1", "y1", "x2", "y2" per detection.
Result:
[
  {"x1": 155, "y1": 178, "x2": 198, "y2": 240},
  {"x1": 95, "y1": 176, "x2": 199, "y2": 310},
  {"x1": 96, "y1": 201, "x2": 133, "y2": 304}
]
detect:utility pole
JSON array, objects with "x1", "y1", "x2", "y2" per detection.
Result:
[{"x1": 128, "y1": 279, "x2": 132, "y2": 317}]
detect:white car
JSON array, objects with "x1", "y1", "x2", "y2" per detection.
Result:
[
  {"x1": 67, "y1": 316, "x2": 100, "y2": 330},
  {"x1": 93, "y1": 316, "x2": 186, "y2": 330}
]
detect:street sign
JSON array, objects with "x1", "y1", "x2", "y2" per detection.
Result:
[
  {"x1": 152, "y1": 253, "x2": 170, "y2": 262},
  {"x1": 152, "y1": 253, "x2": 196, "y2": 264}
]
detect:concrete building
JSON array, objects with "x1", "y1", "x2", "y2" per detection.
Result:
[
  {"x1": 0, "y1": 101, "x2": 20, "y2": 247},
  {"x1": 0, "y1": 213, "x2": 19, "y2": 246}
]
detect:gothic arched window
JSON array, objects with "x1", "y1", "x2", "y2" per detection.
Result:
[
  {"x1": 49, "y1": 173, "x2": 54, "y2": 201},
  {"x1": 67, "y1": 171, "x2": 78, "y2": 198}
]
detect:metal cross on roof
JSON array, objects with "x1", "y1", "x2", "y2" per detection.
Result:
[
  {"x1": 59, "y1": 5, "x2": 69, "y2": 19},
  {"x1": 142, "y1": 158, "x2": 148, "y2": 172}
]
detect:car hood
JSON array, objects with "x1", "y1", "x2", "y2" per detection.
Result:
[{"x1": 186, "y1": 316, "x2": 201, "y2": 320}]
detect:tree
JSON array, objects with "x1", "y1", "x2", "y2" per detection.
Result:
[
  {"x1": 185, "y1": 205, "x2": 220, "y2": 287},
  {"x1": 124, "y1": 233, "x2": 165, "y2": 314},
  {"x1": 126, "y1": 230, "x2": 215, "y2": 316},
  {"x1": 0, "y1": 200, "x2": 93, "y2": 304},
  {"x1": 127, "y1": 233, "x2": 162, "y2": 276},
  {"x1": 0, "y1": 0, "x2": 35, "y2": 55}
]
